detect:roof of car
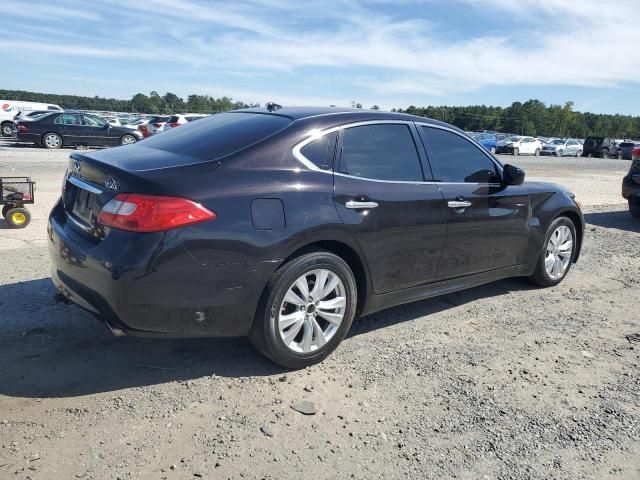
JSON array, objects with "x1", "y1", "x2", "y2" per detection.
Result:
[{"x1": 231, "y1": 106, "x2": 453, "y2": 128}]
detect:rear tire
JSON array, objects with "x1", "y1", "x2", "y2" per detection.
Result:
[
  {"x1": 629, "y1": 201, "x2": 640, "y2": 218},
  {"x1": 1, "y1": 204, "x2": 13, "y2": 218},
  {"x1": 42, "y1": 132, "x2": 62, "y2": 149},
  {"x1": 557, "y1": 149, "x2": 563, "y2": 157},
  {"x1": 249, "y1": 251, "x2": 357, "y2": 369},
  {"x1": 576, "y1": 150, "x2": 582, "y2": 157},
  {"x1": 1, "y1": 122, "x2": 13, "y2": 137},
  {"x1": 4, "y1": 207, "x2": 31, "y2": 228},
  {"x1": 528, "y1": 217, "x2": 576, "y2": 287},
  {"x1": 534, "y1": 148, "x2": 540, "y2": 156},
  {"x1": 601, "y1": 149, "x2": 609, "y2": 159},
  {"x1": 120, "y1": 134, "x2": 137, "y2": 146}
]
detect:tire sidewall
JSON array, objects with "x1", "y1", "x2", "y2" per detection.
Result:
[
  {"x1": 260, "y1": 252, "x2": 357, "y2": 368},
  {"x1": 43, "y1": 133, "x2": 62, "y2": 149},
  {"x1": 537, "y1": 217, "x2": 577, "y2": 286},
  {"x1": 120, "y1": 135, "x2": 137, "y2": 145}
]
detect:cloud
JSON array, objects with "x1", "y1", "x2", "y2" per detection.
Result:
[{"x1": 3, "y1": 0, "x2": 639, "y2": 104}]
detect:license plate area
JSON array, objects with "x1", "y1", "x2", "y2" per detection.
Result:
[{"x1": 72, "y1": 187, "x2": 97, "y2": 225}]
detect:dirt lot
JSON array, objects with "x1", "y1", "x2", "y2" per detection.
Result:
[{"x1": 0, "y1": 140, "x2": 638, "y2": 480}]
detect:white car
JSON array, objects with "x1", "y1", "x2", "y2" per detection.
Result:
[
  {"x1": 161, "y1": 114, "x2": 209, "y2": 132},
  {"x1": 148, "y1": 115, "x2": 171, "y2": 135},
  {"x1": 496, "y1": 135, "x2": 542, "y2": 156},
  {"x1": 1, "y1": 100, "x2": 63, "y2": 137}
]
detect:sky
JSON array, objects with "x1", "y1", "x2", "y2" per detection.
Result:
[{"x1": 3, "y1": 0, "x2": 640, "y2": 115}]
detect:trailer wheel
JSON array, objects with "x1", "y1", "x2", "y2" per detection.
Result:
[{"x1": 5, "y1": 207, "x2": 31, "y2": 228}]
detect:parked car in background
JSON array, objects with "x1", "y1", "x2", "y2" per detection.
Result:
[
  {"x1": 541, "y1": 139, "x2": 583, "y2": 157},
  {"x1": 619, "y1": 142, "x2": 639, "y2": 160},
  {"x1": 622, "y1": 146, "x2": 640, "y2": 217},
  {"x1": 1, "y1": 100, "x2": 63, "y2": 137},
  {"x1": 469, "y1": 132, "x2": 497, "y2": 154},
  {"x1": 496, "y1": 136, "x2": 542, "y2": 156},
  {"x1": 582, "y1": 137, "x2": 619, "y2": 158},
  {"x1": 48, "y1": 106, "x2": 583, "y2": 368},
  {"x1": 149, "y1": 115, "x2": 171, "y2": 135},
  {"x1": 161, "y1": 114, "x2": 209, "y2": 132},
  {"x1": 16, "y1": 112, "x2": 142, "y2": 148}
]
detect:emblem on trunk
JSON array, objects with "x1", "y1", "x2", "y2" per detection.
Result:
[{"x1": 104, "y1": 176, "x2": 119, "y2": 191}]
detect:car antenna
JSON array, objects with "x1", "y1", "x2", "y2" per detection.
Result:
[{"x1": 266, "y1": 102, "x2": 282, "y2": 112}]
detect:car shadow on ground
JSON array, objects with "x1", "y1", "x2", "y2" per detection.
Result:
[
  {"x1": 0, "y1": 277, "x2": 535, "y2": 399},
  {"x1": 584, "y1": 209, "x2": 640, "y2": 233}
]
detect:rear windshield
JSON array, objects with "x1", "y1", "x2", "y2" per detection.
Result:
[
  {"x1": 621, "y1": 142, "x2": 635, "y2": 147},
  {"x1": 141, "y1": 112, "x2": 292, "y2": 160}
]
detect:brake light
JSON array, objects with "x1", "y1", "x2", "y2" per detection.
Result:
[
  {"x1": 139, "y1": 125, "x2": 150, "y2": 137},
  {"x1": 17, "y1": 124, "x2": 28, "y2": 132},
  {"x1": 169, "y1": 122, "x2": 179, "y2": 128},
  {"x1": 632, "y1": 147, "x2": 640, "y2": 161},
  {"x1": 98, "y1": 193, "x2": 216, "y2": 232}
]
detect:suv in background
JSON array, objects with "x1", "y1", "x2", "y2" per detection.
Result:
[
  {"x1": 582, "y1": 137, "x2": 623, "y2": 159},
  {"x1": 619, "y1": 142, "x2": 640, "y2": 160},
  {"x1": 622, "y1": 146, "x2": 640, "y2": 217}
]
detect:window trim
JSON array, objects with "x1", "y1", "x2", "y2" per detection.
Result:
[
  {"x1": 416, "y1": 123, "x2": 504, "y2": 185},
  {"x1": 291, "y1": 119, "x2": 504, "y2": 185}
]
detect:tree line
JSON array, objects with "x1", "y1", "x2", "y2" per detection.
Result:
[
  {"x1": 394, "y1": 100, "x2": 640, "y2": 139},
  {"x1": 2, "y1": 90, "x2": 639, "y2": 138}
]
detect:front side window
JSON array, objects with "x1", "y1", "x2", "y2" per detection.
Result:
[
  {"x1": 339, "y1": 124, "x2": 423, "y2": 182},
  {"x1": 300, "y1": 131, "x2": 337, "y2": 170},
  {"x1": 83, "y1": 115, "x2": 107, "y2": 127},
  {"x1": 421, "y1": 127, "x2": 500, "y2": 183},
  {"x1": 54, "y1": 114, "x2": 82, "y2": 125}
]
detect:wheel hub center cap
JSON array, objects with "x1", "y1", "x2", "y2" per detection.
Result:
[{"x1": 306, "y1": 304, "x2": 316, "y2": 314}]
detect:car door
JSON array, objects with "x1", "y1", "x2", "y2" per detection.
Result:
[
  {"x1": 331, "y1": 122, "x2": 446, "y2": 294},
  {"x1": 81, "y1": 114, "x2": 110, "y2": 146},
  {"x1": 418, "y1": 125, "x2": 531, "y2": 280},
  {"x1": 520, "y1": 137, "x2": 534, "y2": 154},
  {"x1": 53, "y1": 114, "x2": 84, "y2": 144}
]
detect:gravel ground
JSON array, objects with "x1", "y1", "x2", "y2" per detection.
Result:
[{"x1": 0, "y1": 140, "x2": 638, "y2": 479}]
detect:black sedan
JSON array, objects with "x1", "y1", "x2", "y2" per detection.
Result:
[
  {"x1": 17, "y1": 112, "x2": 142, "y2": 149},
  {"x1": 48, "y1": 106, "x2": 584, "y2": 368}
]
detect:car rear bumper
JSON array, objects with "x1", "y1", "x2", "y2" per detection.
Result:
[{"x1": 47, "y1": 200, "x2": 272, "y2": 337}]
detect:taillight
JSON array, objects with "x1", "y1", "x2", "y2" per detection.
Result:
[
  {"x1": 17, "y1": 124, "x2": 28, "y2": 132},
  {"x1": 169, "y1": 122, "x2": 179, "y2": 128},
  {"x1": 632, "y1": 147, "x2": 640, "y2": 161},
  {"x1": 97, "y1": 193, "x2": 216, "y2": 233}
]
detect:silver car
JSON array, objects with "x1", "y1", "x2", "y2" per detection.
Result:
[{"x1": 540, "y1": 139, "x2": 582, "y2": 157}]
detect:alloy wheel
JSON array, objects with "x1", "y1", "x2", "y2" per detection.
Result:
[
  {"x1": 44, "y1": 134, "x2": 61, "y2": 148},
  {"x1": 278, "y1": 269, "x2": 346, "y2": 353},
  {"x1": 544, "y1": 225, "x2": 573, "y2": 280},
  {"x1": 121, "y1": 135, "x2": 136, "y2": 145}
]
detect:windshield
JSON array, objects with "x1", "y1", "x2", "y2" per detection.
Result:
[
  {"x1": 551, "y1": 139, "x2": 565, "y2": 145},
  {"x1": 505, "y1": 136, "x2": 523, "y2": 142}
]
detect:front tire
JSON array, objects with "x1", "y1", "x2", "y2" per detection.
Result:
[
  {"x1": 534, "y1": 148, "x2": 540, "y2": 156},
  {"x1": 42, "y1": 132, "x2": 62, "y2": 149},
  {"x1": 490, "y1": 146, "x2": 496, "y2": 154},
  {"x1": 249, "y1": 251, "x2": 357, "y2": 369},
  {"x1": 528, "y1": 217, "x2": 576, "y2": 287},
  {"x1": 629, "y1": 201, "x2": 640, "y2": 218},
  {"x1": 513, "y1": 147, "x2": 519, "y2": 156}
]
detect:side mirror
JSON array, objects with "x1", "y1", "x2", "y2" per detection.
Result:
[{"x1": 503, "y1": 164, "x2": 525, "y2": 186}]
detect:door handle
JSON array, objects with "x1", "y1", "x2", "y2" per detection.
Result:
[
  {"x1": 345, "y1": 200, "x2": 379, "y2": 209},
  {"x1": 447, "y1": 200, "x2": 472, "y2": 209}
]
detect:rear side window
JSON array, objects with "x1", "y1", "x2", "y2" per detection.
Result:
[
  {"x1": 339, "y1": 124, "x2": 423, "y2": 182},
  {"x1": 48, "y1": 105, "x2": 60, "y2": 111},
  {"x1": 422, "y1": 127, "x2": 499, "y2": 183},
  {"x1": 300, "y1": 132, "x2": 337, "y2": 170},
  {"x1": 54, "y1": 114, "x2": 82, "y2": 125},
  {"x1": 141, "y1": 113, "x2": 292, "y2": 160}
]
